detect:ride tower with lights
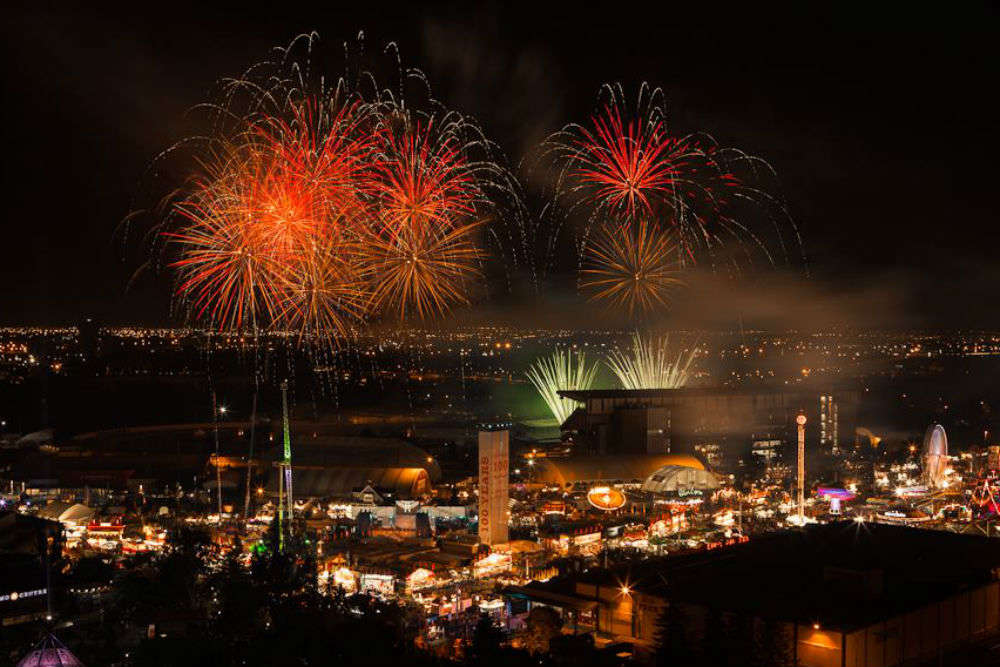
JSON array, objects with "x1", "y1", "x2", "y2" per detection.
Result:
[{"x1": 277, "y1": 380, "x2": 294, "y2": 551}]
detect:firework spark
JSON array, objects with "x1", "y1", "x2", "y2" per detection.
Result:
[
  {"x1": 581, "y1": 218, "x2": 684, "y2": 317},
  {"x1": 526, "y1": 348, "x2": 600, "y2": 425},
  {"x1": 606, "y1": 333, "x2": 696, "y2": 390}
]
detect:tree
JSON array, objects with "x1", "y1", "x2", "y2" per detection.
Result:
[
  {"x1": 547, "y1": 632, "x2": 598, "y2": 667},
  {"x1": 524, "y1": 605, "x2": 562, "y2": 654},
  {"x1": 653, "y1": 602, "x2": 692, "y2": 667},
  {"x1": 471, "y1": 612, "x2": 505, "y2": 664},
  {"x1": 756, "y1": 620, "x2": 792, "y2": 667},
  {"x1": 700, "y1": 607, "x2": 728, "y2": 667}
]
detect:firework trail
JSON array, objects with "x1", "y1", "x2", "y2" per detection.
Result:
[
  {"x1": 606, "y1": 333, "x2": 697, "y2": 390},
  {"x1": 580, "y1": 218, "x2": 685, "y2": 319},
  {"x1": 526, "y1": 348, "x2": 599, "y2": 424}
]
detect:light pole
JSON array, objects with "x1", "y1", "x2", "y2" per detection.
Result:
[{"x1": 212, "y1": 391, "x2": 223, "y2": 523}]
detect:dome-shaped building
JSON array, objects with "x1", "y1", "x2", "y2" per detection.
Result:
[
  {"x1": 641, "y1": 458, "x2": 720, "y2": 495},
  {"x1": 16, "y1": 635, "x2": 84, "y2": 667}
]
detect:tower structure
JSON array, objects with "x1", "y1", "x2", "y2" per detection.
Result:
[
  {"x1": 277, "y1": 380, "x2": 294, "y2": 551},
  {"x1": 478, "y1": 425, "x2": 510, "y2": 546},
  {"x1": 820, "y1": 394, "x2": 839, "y2": 454},
  {"x1": 796, "y1": 413, "x2": 807, "y2": 525}
]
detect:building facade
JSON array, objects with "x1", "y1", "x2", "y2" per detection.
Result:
[{"x1": 559, "y1": 386, "x2": 860, "y2": 465}]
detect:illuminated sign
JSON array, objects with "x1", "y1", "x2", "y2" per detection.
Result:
[
  {"x1": 587, "y1": 486, "x2": 627, "y2": 511},
  {"x1": 0, "y1": 588, "x2": 47, "y2": 603}
]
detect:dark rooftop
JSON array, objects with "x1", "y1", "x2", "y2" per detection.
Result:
[
  {"x1": 523, "y1": 522, "x2": 1000, "y2": 632},
  {"x1": 558, "y1": 383, "x2": 858, "y2": 402}
]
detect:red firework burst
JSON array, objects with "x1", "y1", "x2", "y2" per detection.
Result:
[
  {"x1": 571, "y1": 105, "x2": 738, "y2": 220},
  {"x1": 367, "y1": 121, "x2": 477, "y2": 238}
]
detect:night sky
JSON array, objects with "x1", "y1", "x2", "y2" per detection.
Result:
[{"x1": 2, "y1": 2, "x2": 997, "y2": 328}]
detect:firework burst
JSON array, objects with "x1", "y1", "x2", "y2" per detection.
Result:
[
  {"x1": 168, "y1": 143, "x2": 286, "y2": 331},
  {"x1": 168, "y1": 98, "x2": 376, "y2": 337},
  {"x1": 271, "y1": 234, "x2": 369, "y2": 342},
  {"x1": 526, "y1": 348, "x2": 600, "y2": 425},
  {"x1": 363, "y1": 220, "x2": 483, "y2": 320},
  {"x1": 361, "y1": 120, "x2": 488, "y2": 319},
  {"x1": 580, "y1": 218, "x2": 684, "y2": 318},
  {"x1": 541, "y1": 83, "x2": 802, "y2": 300},
  {"x1": 367, "y1": 120, "x2": 478, "y2": 237},
  {"x1": 606, "y1": 333, "x2": 696, "y2": 390},
  {"x1": 135, "y1": 33, "x2": 525, "y2": 344}
]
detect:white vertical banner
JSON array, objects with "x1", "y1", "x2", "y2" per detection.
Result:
[{"x1": 478, "y1": 429, "x2": 509, "y2": 545}]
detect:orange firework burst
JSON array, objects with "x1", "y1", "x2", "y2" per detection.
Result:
[
  {"x1": 272, "y1": 234, "x2": 369, "y2": 341},
  {"x1": 169, "y1": 99, "x2": 377, "y2": 336},
  {"x1": 364, "y1": 219, "x2": 483, "y2": 320},
  {"x1": 361, "y1": 121, "x2": 486, "y2": 319},
  {"x1": 170, "y1": 144, "x2": 287, "y2": 331},
  {"x1": 581, "y1": 218, "x2": 684, "y2": 317}
]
